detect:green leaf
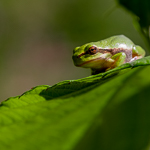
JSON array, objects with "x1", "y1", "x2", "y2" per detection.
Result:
[
  {"x1": 118, "y1": 0, "x2": 150, "y2": 45},
  {"x1": 1, "y1": 56, "x2": 150, "y2": 150}
]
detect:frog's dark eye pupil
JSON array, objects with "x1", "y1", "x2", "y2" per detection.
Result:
[{"x1": 88, "y1": 46, "x2": 98, "y2": 55}]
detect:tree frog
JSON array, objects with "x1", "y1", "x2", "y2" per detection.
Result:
[{"x1": 72, "y1": 35, "x2": 145, "y2": 75}]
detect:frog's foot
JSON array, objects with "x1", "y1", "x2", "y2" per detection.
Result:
[
  {"x1": 130, "y1": 56, "x2": 138, "y2": 62},
  {"x1": 132, "y1": 45, "x2": 145, "y2": 59}
]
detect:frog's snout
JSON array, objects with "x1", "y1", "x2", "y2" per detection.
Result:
[
  {"x1": 72, "y1": 55, "x2": 78, "y2": 62},
  {"x1": 72, "y1": 55, "x2": 81, "y2": 67}
]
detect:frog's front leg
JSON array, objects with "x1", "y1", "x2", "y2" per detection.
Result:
[
  {"x1": 91, "y1": 52, "x2": 126, "y2": 75},
  {"x1": 107, "y1": 52, "x2": 126, "y2": 71}
]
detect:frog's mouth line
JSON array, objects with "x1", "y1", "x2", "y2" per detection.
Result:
[
  {"x1": 76, "y1": 47, "x2": 133, "y2": 67},
  {"x1": 76, "y1": 57, "x2": 106, "y2": 67}
]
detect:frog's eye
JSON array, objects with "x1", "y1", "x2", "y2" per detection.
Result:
[{"x1": 88, "y1": 46, "x2": 98, "y2": 55}]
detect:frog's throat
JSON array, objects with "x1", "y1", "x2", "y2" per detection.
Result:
[{"x1": 77, "y1": 47, "x2": 132, "y2": 58}]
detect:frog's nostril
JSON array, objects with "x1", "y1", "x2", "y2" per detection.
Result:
[{"x1": 77, "y1": 52, "x2": 86, "y2": 58}]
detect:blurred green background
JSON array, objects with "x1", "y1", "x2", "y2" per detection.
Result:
[{"x1": 0, "y1": 0, "x2": 147, "y2": 101}]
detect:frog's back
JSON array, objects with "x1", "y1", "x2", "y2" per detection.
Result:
[{"x1": 93, "y1": 35, "x2": 134, "y2": 49}]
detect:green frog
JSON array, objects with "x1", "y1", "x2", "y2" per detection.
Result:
[{"x1": 72, "y1": 35, "x2": 145, "y2": 75}]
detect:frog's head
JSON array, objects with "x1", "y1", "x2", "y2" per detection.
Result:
[{"x1": 72, "y1": 43, "x2": 111, "y2": 68}]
